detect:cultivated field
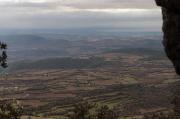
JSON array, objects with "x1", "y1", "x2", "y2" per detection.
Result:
[{"x1": 0, "y1": 49, "x2": 179, "y2": 118}]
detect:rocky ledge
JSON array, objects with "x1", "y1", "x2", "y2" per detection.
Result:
[{"x1": 155, "y1": 0, "x2": 180, "y2": 75}]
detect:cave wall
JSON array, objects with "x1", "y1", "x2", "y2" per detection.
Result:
[{"x1": 155, "y1": 0, "x2": 180, "y2": 75}]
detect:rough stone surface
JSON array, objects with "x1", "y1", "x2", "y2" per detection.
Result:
[
  {"x1": 155, "y1": 0, "x2": 180, "y2": 75},
  {"x1": 156, "y1": 0, "x2": 180, "y2": 116}
]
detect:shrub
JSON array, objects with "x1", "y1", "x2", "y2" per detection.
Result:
[
  {"x1": 68, "y1": 101, "x2": 118, "y2": 119},
  {"x1": 0, "y1": 100, "x2": 23, "y2": 119}
]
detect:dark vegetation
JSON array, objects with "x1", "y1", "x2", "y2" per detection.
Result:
[
  {"x1": 0, "y1": 42, "x2": 7, "y2": 68},
  {"x1": 68, "y1": 101, "x2": 118, "y2": 119},
  {"x1": 0, "y1": 100, "x2": 23, "y2": 119},
  {"x1": 9, "y1": 57, "x2": 108, "y2": 71},
  {"x1": 105, "y1": 48, "x2": 164, "y2": 57}
]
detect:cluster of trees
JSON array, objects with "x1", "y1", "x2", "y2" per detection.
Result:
[
  {"x1": 68, "y1": 101, "x2": 180, "y2": 119},
  {"x1": 68, "y1": 101, "x2": 118, "y2": 119}
]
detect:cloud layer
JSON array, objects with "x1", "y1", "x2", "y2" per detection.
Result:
[
  {"x1": 0, "y1": 0, "x2": 162, "y2": 31},
  {"x1": 0, "y1": 0, "x2": 158, "y2": 9}
]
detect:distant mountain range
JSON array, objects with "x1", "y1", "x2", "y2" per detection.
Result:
[
  {"x1": 0, "y1": 33, "x2": 162, "y2": 61},
  {"x1": 0, "y1": 33, "x2": 165, "y2": 73}
]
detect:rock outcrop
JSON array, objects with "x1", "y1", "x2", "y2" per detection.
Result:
[
  {"x1": 155, "y1": 1, "x2": 180, "y2": 117},
  {"x1": 155, "y1": 0, "x2": 180, "y2": 75}
]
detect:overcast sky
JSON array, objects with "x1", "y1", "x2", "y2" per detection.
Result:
[{"x1": 0, "y1": 0, "x2": 162, "y2": 31}]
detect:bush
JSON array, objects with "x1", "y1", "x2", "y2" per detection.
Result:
[
  {"x1": 96, "y1": 105, "x2": 118, "y2": 119},
  {"x1": 68, "y1": 101, "x2": 95, "y2": 119},
  {"x1": 0, "y1": 100, "x2": 23, "y2": 119},
  {"x1": 68, "y1": 101, "x2": 118, "y2": 119}
]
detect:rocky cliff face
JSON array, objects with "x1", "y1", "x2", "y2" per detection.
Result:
[
  {"x1": 155, "y1": 0, "x2": 180, "y2": 116},
  {"x1": 155, "y1": 0, "x2": 180, "y2": 75}
]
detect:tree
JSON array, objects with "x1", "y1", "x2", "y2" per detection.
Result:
[{"x1": 0, "y1": 42, "x2": 7, "y2": 68}]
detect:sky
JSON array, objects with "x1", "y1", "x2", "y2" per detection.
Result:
[{"x1": 0, "y1": 0, "x2": 162, "y2": 31}]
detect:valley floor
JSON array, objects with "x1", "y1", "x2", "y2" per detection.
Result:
[{"x1": 0, "y1": 51, "x2": 179, "y2": 119}]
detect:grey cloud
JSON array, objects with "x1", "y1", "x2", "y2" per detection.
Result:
[
  {"x1": 0, "y1": 2, "x2": 58, "y2": 9},
  {"x1": 62, "y1": 0, "x2": 158, "y2": 9},
  {"x1": 0, "y1": 9, "x2": 162, "y2": 30},
  {"x1": 0, "y1": 0, "x2": 158, "y2": 10},
  {"x1": 0, "y1": 0, "x2": 162, "y2": 31}
]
